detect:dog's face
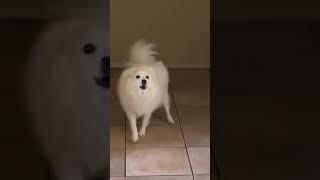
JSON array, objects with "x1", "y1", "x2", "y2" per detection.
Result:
[
  {"x1": 125, "y1": 68, "x2": 157, "y2": 94},
  {"x1": 135, "y1": 70, "x2": 151, "y2": 90}
]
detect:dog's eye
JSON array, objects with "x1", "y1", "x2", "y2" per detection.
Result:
[
  {"x1": 146, "y1": 76, "x2": 149, "y2": 79},
  {"x1": 136, "y1": 75, "x2": 140, "y2": 79},
  {"x1": 83, "y1": 43, "x2": 95, "y2": 54}
]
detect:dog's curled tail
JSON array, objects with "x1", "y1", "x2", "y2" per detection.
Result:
[{"x1": 127, "y1": 39, "x2": 158, "y2": 66}]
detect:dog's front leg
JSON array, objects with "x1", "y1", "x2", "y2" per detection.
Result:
[
  {"x1": 127, "y1": 113, "x2": 139, "y2": 142},
  {"x1": 139, "y1": 113, "x2": 151, "y2": 136}
]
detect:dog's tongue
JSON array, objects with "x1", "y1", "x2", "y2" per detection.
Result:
[
  {"x1": 95, "y1": 76, "x2": 109, "y2": 89},
  {"x1": 140, "y1": 85, "x2": 146, "y2": 90}
]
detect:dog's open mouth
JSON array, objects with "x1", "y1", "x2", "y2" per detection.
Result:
[
  {"x1": 95, "y1": 76, "x2": 109, "y2": 89},
  {"x1": 140, "y1": 85, "x2": 147, "y2": 90}
]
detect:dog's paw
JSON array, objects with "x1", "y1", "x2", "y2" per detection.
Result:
[
  {"x1": 138, "y1": 129, "x2": 146, "y2": 136},
  {"x1": 168, "y1": 117, "x2": 175, "y2": 124},
  {"x1": 132, "y1": 134, "x2": 139, "y2": 142}
]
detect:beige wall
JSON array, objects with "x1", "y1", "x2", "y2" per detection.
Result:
[
  {"x1": 110, "y1": 0, "x2": 210, "y2": 68},
  {"x1": 0, "y1": 0, "x2": 107, "y2": 19}
]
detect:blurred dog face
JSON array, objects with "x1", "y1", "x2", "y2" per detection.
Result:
[
  {"x1": 81, "y1": 43, "x2": 109, "y2": 89},
  {"x1": 25, "y1": 21, "x2": 110, "y2": 180},
  {"x1": 45, "y1": 23, "x2": 109, "y2": 107},
  {"x1": 78, "y1": 27, "x2": 109, "y2": 90}
]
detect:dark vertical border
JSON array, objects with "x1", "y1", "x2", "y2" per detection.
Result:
[
  {"x1": 211, "y1": 0, "x2": 222, "y2": 179},
  {"x1": 106, "y1": 1, "x2": 110, "y2": 179},
  {"x1": 212, "y1": 1, "x2": 320, "y2": 180}
]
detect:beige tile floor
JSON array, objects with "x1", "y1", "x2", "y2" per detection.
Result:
[{"x1": 110, "y1": 68, "x2": 211, "y2": 180}]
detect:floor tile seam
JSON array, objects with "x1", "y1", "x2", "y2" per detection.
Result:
[
  {"x1": 124, "y1": 111, "x2": 127, "y2": 177},
  {"x1": 169, "y1": 84, "x2": 195, "y2": 178},
  {"x1": 125, "y1": 174, "x2": 195, "y2": 177},
  {"x1": 125, "y1": 146, "x2": 187, "y2": 150}
]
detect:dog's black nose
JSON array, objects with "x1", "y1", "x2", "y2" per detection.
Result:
[
  {"x1": 101, "y1": 56, "x2": 110, "y2": 74},
  {"x1": 141, "y1": 79, "x2": 147, "y2": 85},
  {"x1": 95, "y1": 56, "x2": 110, "y2": 89}
]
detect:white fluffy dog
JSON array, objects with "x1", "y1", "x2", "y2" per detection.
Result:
[
  {"x1": 118, "y1": 39, "x2": 175, "y2": 142},
  {"x1": 24, "y1": 20, "x2": 109, "y2": 180}
]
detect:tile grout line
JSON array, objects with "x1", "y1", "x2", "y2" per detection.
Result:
[
  {"x1": 124, "y1": 147, "x2": 191, "y2": 149},
  {"x1": 124, "y1": 111, "x2": 127, "y2": 177},
  {"x1": 169, "y1": 82, "x2": 195, "y2": 180},
  {"x1": 126, "y1": 174, "x2": 202, "y2": 177}
]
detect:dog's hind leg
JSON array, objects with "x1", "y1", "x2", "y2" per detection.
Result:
[
  {"x1": 139, "y1": 113, "x2": 151, "y2": 136},
  {"x1": 163, "y1": 91, "x2": 175, "y2": 124},
  {"x1": 127, "y1": 113, "x2": 139, "y2": 142}
]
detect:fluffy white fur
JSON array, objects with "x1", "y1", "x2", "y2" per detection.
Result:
[
  {"x1": 118, "y1": 39, "x2": 174, "y2": 142},
  {"x1": 24, "y1": 20, "x2": 108, "y2": 180}
]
